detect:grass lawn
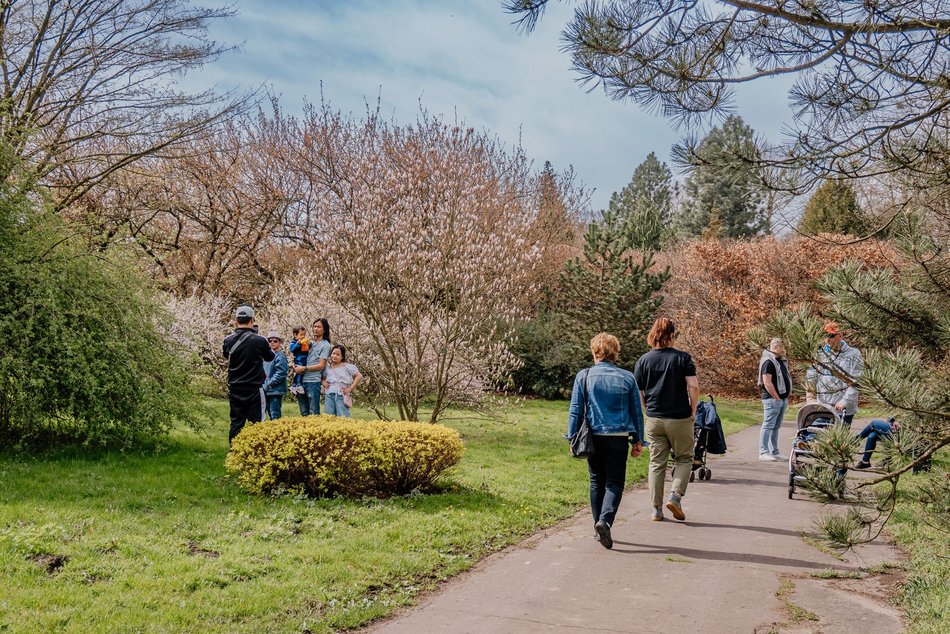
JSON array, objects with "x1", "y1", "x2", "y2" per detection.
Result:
[
  {"x1": 0, "y1": 398, "x2": 762, "y2": 633},
  {"x1": 885, "y1": 461, "x2": 949, "y2": 634}
]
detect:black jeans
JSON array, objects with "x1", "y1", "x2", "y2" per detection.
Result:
[
  {"x1": 228, "y1": 386, "x2": 265, "y2": 443},
  {"x1": 587, "y1": 435, "x2": 629, "y2": 527}
]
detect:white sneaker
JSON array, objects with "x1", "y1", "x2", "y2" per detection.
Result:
[
  {"x1": 758, "y1": 454, "x2": 779, "y2": 461},
  {"x1": 773, "y1": 453, "x2": 788, "y2": 461}
]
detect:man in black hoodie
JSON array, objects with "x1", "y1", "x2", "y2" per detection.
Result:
[{"x1": 223, "y1": 305, "x2": 275, "y2": 444}]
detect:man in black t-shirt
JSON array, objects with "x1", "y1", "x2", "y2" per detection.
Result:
[
  {"x1": 757, "y1": 338, "x2": 792, "y2": 461},
  {"x1": 223, "y1": 305, "x2": 275, "y2": 444}
]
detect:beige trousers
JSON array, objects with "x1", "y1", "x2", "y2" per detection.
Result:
[{"x1": 646, "y1": 415, "x2": 695, "y2": 508}]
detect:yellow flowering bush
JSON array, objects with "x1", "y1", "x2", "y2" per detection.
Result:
[{"x1": 224, "y1": 416, "x2": 464, "y2": 497}]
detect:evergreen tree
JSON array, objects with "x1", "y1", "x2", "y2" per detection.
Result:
[
  {"x1": 559, "y1": 209, "x2": 670, "y2": 370},
  {"x1": 529, "y1": 160, "x2": 579, "y2": 306},
  {"x1": 536, "y1": 161, "x2": 574, "y2": 241},
  {"x1": 679, "y1": 116, "x2": 765, "y2": 238},
  {"x1": 607, "y1": 152, "x2": 673, "y2": 251},
  {"x1": 701, "y1": 208, "x2": 724, "y2": 240},
  {"x1": 798, "y1": 178, "x2": 869, "y2": 236}
]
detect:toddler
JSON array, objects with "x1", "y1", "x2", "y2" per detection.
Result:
[{"x1": 288, "y1": 326, "x2": 310, "y2": 395}]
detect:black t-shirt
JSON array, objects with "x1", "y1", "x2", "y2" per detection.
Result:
[
  {"x1": 760, "y1": 359, "x2": 791, "y2": 399},
  {"x1": 633, "y1": 348, "x2": 697, "y2": 419},
  {"x1": 223, "y1": 328, "x2": 275, "y2": 388}
]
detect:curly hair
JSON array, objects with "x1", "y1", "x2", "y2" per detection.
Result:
[{"x1": 590, "y1": 333, "x2": 620, "y2": 363}]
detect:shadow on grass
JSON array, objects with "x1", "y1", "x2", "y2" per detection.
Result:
[{"x1": 1, "y1": 437, "x2": 510, "y2": 520}]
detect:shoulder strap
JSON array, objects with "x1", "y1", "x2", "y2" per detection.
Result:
[
  {"x1": 226, "y1": 330, "x2": 255, "y2": 359},
  {"x1": 582, "y1": 368, "x2": 591, "y2": 424}
]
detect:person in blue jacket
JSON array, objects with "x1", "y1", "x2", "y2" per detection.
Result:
[
  {"x1": 567, "y1": 332, "x2": 645, "y2": 550},
  {"x1": 263, "y1": 331, "x2": 288, "y2": 420}
]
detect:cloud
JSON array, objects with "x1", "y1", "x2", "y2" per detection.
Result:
[{"x1": 187, "y1": 0, "x2": 793, "y2": 211}]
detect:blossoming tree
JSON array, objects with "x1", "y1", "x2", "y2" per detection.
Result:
[{"x1": 291, "y1": 107, "x2": 543, "y2": 421}]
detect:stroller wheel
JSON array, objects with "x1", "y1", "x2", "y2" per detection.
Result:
[
  {"x1": 703, "y1": 468, "x2": 712, "y2": 481},
  {"x1": 689, "y1": 471, "x2": 695, "y2": 483}
]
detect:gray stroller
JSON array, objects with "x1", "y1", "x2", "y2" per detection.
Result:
[{"x1": 787, "y1": 402, "x2": 843, "y2": 499}]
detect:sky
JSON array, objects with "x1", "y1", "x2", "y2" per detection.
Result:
[{"x1": 188, "y1": 0, "x2": 796, "y2": 213}]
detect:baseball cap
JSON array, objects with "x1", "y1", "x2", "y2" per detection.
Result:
[
  {"x1": 234, "y1": 305, "x2": 255, "y2": 320},
  {"x1": 266, "y1": 331, "x2": 282, "y2": 341}
]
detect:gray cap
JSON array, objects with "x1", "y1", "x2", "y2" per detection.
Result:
[
  {"x1": 234, "y1": 305, "x2": 255, "y2": 320},
  {"x1": 266, "y1": 331, "x2": 282, "y2": 341}
]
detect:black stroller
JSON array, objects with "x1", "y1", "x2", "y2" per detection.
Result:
[
  {"x1": 787, "y1": 403, "x2": 842, "y2": 499},
  {"x1": 689, "y1": 396, "x2": 727, "y2": 482}
]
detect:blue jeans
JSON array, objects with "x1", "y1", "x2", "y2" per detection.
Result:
[
  {"x1": 297, "y1": 382, "x2": 322, "y2": 416},
  {"x1": 265, "y1": 394, "x2": 283, "y2": 420},
  {"x1": 760, "y1": 397, "x2": 788, "y2": 455},
  {"x1": 587, "y1": 435, "x2": 629, "y2": 527},
  {"x1": 324, "y1": 392, "x2": 351, "y2": 417},
  {"x1": 858, "y1": 420, "x2": 892, "y2": 463}
]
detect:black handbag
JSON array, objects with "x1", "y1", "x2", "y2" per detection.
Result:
[{"x1": 569, "y1": 369, "x2": 595, "y2": 459}]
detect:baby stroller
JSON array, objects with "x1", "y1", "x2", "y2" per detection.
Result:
[
  {"x1": 689, "y1": 395, "x2": 727, "y2": 482},
  {"x1": 787, "y1": 402, "x2": 842, "y2": 499}
]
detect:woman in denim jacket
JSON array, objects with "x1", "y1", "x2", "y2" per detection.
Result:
[{"x1": 567, "y1": 333, "x2": 645, "y2": 549}]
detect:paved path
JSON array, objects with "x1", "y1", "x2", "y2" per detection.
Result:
[{"x1": 370, "y1": 422, "x2": 906, "y2": 634}]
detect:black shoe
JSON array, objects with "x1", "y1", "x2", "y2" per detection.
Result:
[
  {"x1": 594, "y1": 520, "x2": 613, "y2": 549},
  {"x1": 855, "y1": 461, "x2": 871, "y2": 470}
]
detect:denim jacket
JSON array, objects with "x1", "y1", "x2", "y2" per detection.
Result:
[
  {"x1": 263, "y1": 351, "x2": 288, "y2": 395},
  {"x1": 566, "y1": 361, "x2": 645, "y2": 444}
]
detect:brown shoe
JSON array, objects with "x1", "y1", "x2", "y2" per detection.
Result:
[{"x1": 665, "y1": 495, "x2": 686, "y2": 521}]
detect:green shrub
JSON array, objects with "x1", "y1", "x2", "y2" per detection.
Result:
[
  {"x1": 224, "y1": 416, "x2": 464, "y2": 497},
  {"x1": 0, "y1": 150, "x2": 200, "y2": 447},
  {"x1": 510, "y1": 312, "x2": 584, "y2": 399}
]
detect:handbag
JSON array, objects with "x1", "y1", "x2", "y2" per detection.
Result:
[
  {"x1": 568, "y1": 369, "x2": 595, "y2": 459},
  {"x1": 343, "y1": 392, "x2": 353, "y2": 408}
]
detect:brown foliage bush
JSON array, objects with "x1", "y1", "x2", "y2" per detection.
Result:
[{"x1": 661, "y1": 236, "x2": 894, "y2": 397}]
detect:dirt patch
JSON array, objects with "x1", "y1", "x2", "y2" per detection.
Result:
[
  {"x1": 186, "y1": 541, "x2": 220, "y2": 558},
  {"x1": 32, "y1": 553, "x2": 68, "y2": 574},
  {"x1": 829, "y1": 569, "x2": 906, "y2": 607}
]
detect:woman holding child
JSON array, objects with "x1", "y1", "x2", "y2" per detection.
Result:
[{"x1": 293, "y1": 318, "x2": 332, "y2": 416}]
